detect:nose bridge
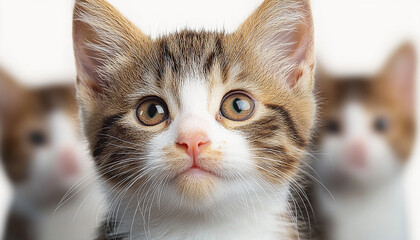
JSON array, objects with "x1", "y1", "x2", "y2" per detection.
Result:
[
  {"x1": 178, "y1": 114, "x2": 209, "y2": 135},
  {"x1": 175, "y1": 79, "x2": 213, "y2": 159},
  {"x1": 349, "y1": 139, "x2": 366, "y2": 152}
]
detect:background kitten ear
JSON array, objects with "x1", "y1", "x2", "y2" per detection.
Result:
[
  {"x1": 73, "y1": 0, "x2": 150, "y2": 96},
  {"x1": 380, "y1": 42, "x2": 417, "y2": 111},
  {"x1": 0, "y1": 68, "x2": 24, "y2": 127},
  {"x1": 314, "y1": 61, "x2": 333, "y2": 93},
  {"x1": 233, "y1": 0, "x2": 314, "y2": 89}
]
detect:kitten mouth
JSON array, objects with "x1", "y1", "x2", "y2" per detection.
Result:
[
  {"x1": 187, "y1": 166, "x2": 213, "y2": 175},
  {"x1": 177, "y1": 165, "x2": 217, "y2": 179}
]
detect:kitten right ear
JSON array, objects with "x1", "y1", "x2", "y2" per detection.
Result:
[
  {"x1": 380, "y1": 42, "x2": 417, "y2": 111},
  {"x1": 232, "y1": 0, "x2": 314, "y2": 90},
  {"x1": 73, "y1": 0, "x2": 150, "y2": 97}
]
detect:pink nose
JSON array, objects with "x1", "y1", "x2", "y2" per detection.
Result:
[
  {"x1": 59, "y1": 147, "x2": 79, "y2": 176},
  {"x1": 176, "y1": 133, "x2": 211, "y2": 160},
  {"x1": 347, "y1": 140, "x2": 366, "y2": 168}
]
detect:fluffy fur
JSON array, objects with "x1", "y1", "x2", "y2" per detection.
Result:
[{"x1": 72, "y1": 0, "x2": 317, "y2": 239}]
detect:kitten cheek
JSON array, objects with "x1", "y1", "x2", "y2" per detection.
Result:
[
  {"x1": 162, "y1": 145, "x2": 193, "y2": 176},
  {"x1": 197, "y1": 148, "x2": 223, "y2": 171}
]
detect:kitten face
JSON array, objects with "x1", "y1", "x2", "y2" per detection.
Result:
[
  {"x1": 0, "y1": 72, "x2": 91, "y2": 204},
  {"x1": 316, "y1": 44, "x2": 416, "y2": 189},
  {"x1": 73, "y1": 0, "x2": 316, "y2": 212}
]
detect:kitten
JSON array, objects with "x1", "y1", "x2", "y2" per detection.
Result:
[
  {"x1": 313, "y1": 43, "x2": 416, "y2": 240},
  {"x1": 72, "y1": 0, "x2": 317, "y2": 239},
  {"x1": 0, "y1": 68, "x2": 104, "y2": 240}
]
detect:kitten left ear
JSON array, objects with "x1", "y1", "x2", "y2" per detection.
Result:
[
  {"x1": 232, "y1": 0, "x2": 314, "y2": 89},
  {"x1": 380, "y1": 42, "x2": 417, "y2": 110},
  {"x1": 73, "y1": 0, "x2": 151, "y2": 99}
]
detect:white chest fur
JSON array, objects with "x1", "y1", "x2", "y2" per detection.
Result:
[
  {"x1": 38, "y1": 186, "x2": 104, "y2": 240},
  {"x1": 110, "y1": 192, "x2": 298, "y2": 240},
  {"x1": 317, "y1": 178, "x2": 407, "y2": 240}
]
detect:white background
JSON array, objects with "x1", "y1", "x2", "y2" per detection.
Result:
[{"x1": 0, "y1": 0, "x2": 419, "y2": 239}]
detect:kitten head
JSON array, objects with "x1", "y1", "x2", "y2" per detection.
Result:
[
  {"x1": 316, "y1": 43, "x2": 416, "y2": 190},
  {"x1": 73, "y1": 0, "x2": 316, "y2": 212},
  {"x1": 0, "y1": 69, "x2": 91, "y2": 205}
]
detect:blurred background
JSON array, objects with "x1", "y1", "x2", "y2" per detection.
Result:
[{"x1": 0, "y1": 0, "x2": 419, "y2": 239}]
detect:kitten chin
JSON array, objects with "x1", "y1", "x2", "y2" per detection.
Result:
[
  {"x1": 73, "y1": 0, "x2": 317, "y2": 239},
  {"x1": 174, "y1": 169, "x2": 217, "y2": 202}
]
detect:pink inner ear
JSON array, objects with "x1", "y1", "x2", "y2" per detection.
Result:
[
  {"x1": 389, "y1": 49, "x2": 416, "y2": 110},
  {"x1": 393, "y1": 54, "x2": 415, "y2": 84},
  {"x1": 73, "y1": 20, "x2": 107, "y2": 94},
  {"x1": 284, "y1": 24, "x2": 313, "y2": 88},
  {"x1": 74, "y1": 43, "x2": 104, "y2": 93}
]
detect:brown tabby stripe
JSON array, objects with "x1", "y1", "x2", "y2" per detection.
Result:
[
  {"x1": 159, "y1": 40, "x2": 179, "y2": 76},
  {"x1": 214, "y1": 37, "x2": 231, "y2": 84},
  {"x1": 203, "y1": 51, "x2": 217, "y2": 74},
  {"x1": 93, "y1": 113, "x2": 125, "y2": 158},
  {"x1": 266, "y1": 104, "x2": 306, "y2": 147},
  {"x1": 253, "y1": 142, "x2": 288, "y2": 157},
  {"x1": 255, "y1": 142, "x2": 298, "y2": 173},
  {"x1": 203, "y1": 36, "x2": 224, "y2": 75},
  {"x1": 245, "y1": 116, "x2": 280, "y2": 140}
]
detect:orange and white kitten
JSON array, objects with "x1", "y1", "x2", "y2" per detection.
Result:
[
  {"x1": 0, "y1": 69, "x2": 104, "y2": 240},
  {"x1": 72, "y1": 0, "x2": 317, "y2": 239},
  {"x1": 314, "y1": 43, "x2": 416, "y2": 240}
]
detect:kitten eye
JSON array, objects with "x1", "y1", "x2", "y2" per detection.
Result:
[
  {"x1": 326, "y1": 119, "x2": 341, "y2": 134},
  {"x1": 28, "y1": 131, "x2": 47, "y2": 146},
  {"x1": 373, "y1": 116, "x2": 389, "y2": 133},
  {"x1": 136, "y1": 97, "x2": 169, "y2": 126},
  {"x1": 220, "y1": 91, "x2": 255, "y2": 121}
]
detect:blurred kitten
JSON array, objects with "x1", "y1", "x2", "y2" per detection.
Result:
[
  {"x1": 313, "y1": 43, "x2": 416, "y2": 240},
  {"x1": 0, "y1": 68, "x2": 104, "y2": 240}
]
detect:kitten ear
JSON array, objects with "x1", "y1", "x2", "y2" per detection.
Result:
[
  {"x1": 0, "y1": 68, "x2": 24, "y2": 127},
  {"x1": 233, "y1": 0, "x2": 314, "y2": 89},
  {"x1": 73, "y1": 0, "x2": 150, "y2": 97},
  {"x1": 380, "y1": 42, "x2": 417, "y2": 111}
]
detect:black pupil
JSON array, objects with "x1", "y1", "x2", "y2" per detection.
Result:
[
  {"x1": 326, "y1": 120, "x2": 340, "y2": 134},
  {"x1": 147, "y1": 103, "x2": 158, "y2": 118},
  {"x1": 375, "y1": 117, "x2": 388, "y2": 132},
  {"x1": 233, "y1": 98, "x2": 243, "y2": 113},
  {"x1": 29, "y1": 131, "x2": 46, "y2": 146}
]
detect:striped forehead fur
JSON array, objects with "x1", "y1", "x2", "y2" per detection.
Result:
[{"x1": 74, "y1": 0, "x2": 312, "y2": 88}]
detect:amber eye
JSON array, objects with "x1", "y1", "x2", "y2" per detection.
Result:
[
  {"x1": 136, "y1": 97, "x2": 169, "y2": 126},
  {"x1": 220, "y1": 91, "x2": 255, "y2": 121}
]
